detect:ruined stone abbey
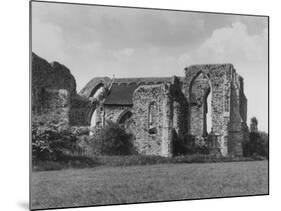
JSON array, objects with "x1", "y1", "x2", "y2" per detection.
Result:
[{"x1": 32, "y1": 53, "x2": 249, "y2": 157}]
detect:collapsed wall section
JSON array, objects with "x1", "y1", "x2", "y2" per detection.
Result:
[{"x1": 32, "y1": 52, "x2": 92, "y2": 128}]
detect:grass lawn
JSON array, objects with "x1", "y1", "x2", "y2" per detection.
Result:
[{"x1": 31, "y1": 160, "x2": 268, "y2": 210}]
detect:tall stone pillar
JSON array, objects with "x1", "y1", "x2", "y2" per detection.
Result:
[
  {"x1": 221, "y1": 130, "x2": 229, "y2": 156},
  {"x1": 161, "y1": 85, "x2": 173, "y2": 157}
]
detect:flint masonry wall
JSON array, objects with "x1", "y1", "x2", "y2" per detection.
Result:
[
  {"x1": 34, "y1": 88, "x2": 70, "y2": 127},
  {"x1": 132, "y1": 84, "x2": 173, "y2": 157},
  {"x1": 189, "y1": 73, "x2": 211, "y2": 136},
  {"x1": 33, "y1": 52, "x2": 249, "y2": 157},
  {"x1": 32, "y1": 52, "x2": 92, "y2": 127},
  {"x1": 227, "y1": 72, "x2": 249, "y2": 156},
  {"x1": 103, "y1": 105, "x2": 132, "y2": 123},
  {"x1": 69, "y1": 95, "x2": 92, "y2": 126},
  {"x1": 184, "y1": 64, "x2": 248, "y2": 156},
  {"x1": 184, "y1": 64, "x2": 230, "y2": 137}
]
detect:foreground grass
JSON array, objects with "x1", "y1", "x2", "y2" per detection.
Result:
[{"x1": 31, "y1": 160, "x2": 268, "y2": 210}]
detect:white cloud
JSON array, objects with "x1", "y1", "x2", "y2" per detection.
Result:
[
  {"x1": 112, "y1": 48, "x2": 135, "y2": 60},
  {"x1": 178, "y1": 22, "x2": 268, "y2": 132},
  {"x1": 32, "y1": 19, "x2": 65, "y2": 62},
  {"x1": 179, "y1": 22, "x2": 268, "y2": 66}
]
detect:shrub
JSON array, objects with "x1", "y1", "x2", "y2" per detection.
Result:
[
  {"x1": 32, "y1": 124, "x2": 81, "y2": 161},
  {"x1": 32, "y1": 114, "x2": 85, "y2": 162},
  {"x1": 243, "y1": 131, "x2": 268, "y2": 158},
  {"x1": 92, "y1": 154, "x2": 266, "y2": 167},
  {"x1": 93, "y1": 155, "x2": 170, "y2": 166},
  {"x1": 33, "y1": 155, "x2": 98, "y2": 171},
  {"x1": 173, "y1": 134, "x2": 209, "y2": 155},
  {"x1": 88, "y1": 121, "x2": 136, "y2": 156}
]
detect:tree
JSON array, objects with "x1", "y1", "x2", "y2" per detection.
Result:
[
  {"x1": 243, "y1": 117, "x2": 268, "y2": 158},
  {"x1": 250, "y1": 117, "x2": 258, "y2": 132}
]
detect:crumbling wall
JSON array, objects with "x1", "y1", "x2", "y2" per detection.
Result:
[
  {"x1": 103, "y1": 105, "x2": 132, "y2": 123},
  {"x1": 32, "y1": 52, "x2": 249, "y2": 158},
  {"x1": 32, "y1": 53, "x2": 76, "y2": 112},
  {"x1": 189, "y1": 73, "x2": 211, "y2": 136},
  {"x1": 133, "y1": 85, "x2": 163, "y2": 156},
  {"x1": 184, "y1": 64, "x2": 249, "y2": 157},
  {"x1": 32, "y1": 52, "x2": 92, "y2": 127},
  {"x1": 227, "y1": 72, "x2": 249, "y2": 156},
  {"x1": 132, "y1": 83, "x2": 174, "y2": 157},
  {"x1": 184, "y1": 64, "x2": 230, "y2": 136},
  {"x1": 32, "y1": 88, "x2": 71, "y2": 131},
  {"x1": 170, "y1": 76, "x2": 189, "y2": 143},
  {"x1": 69, "y1": 95, "x2": 92, "y2": 126},
  {"x1": 161, "y1": 84, "x2": 174, "y2": 157}
]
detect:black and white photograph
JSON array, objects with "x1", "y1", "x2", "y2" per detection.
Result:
[{"x1": 30, "y1": 1, "x2": 269, "y2": 210}]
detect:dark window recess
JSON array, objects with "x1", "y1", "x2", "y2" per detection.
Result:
[{"x1": 148, "y1": 127, "x2": 157, "y2": 135}]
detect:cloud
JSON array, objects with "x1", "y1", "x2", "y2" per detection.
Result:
[
  {"x1": 32, "y1": 19, "x2": 65, "y2": 62},
  {"x1": 112, "y1": 48, "x2": 135, "y2": 60},
  {"x1": 179, "y1": 22, "x2": 268, "y2": 66},
  {"x1": 31, "y1": 2, "x2": 218, "y2": 51},
  {"x1": 31, "y1": 2, "x2": 268, "y2": 132},
  {"x1": 178, "y1": 21, "x2": 268, "y2": 132}
]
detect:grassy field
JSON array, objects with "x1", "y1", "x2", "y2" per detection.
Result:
[{"x1": 31, "y1": 160, "x2": 268, "y2": 210}]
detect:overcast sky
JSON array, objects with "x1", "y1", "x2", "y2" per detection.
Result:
[{"x1": 32, "y1": 2, "x2": 268, "y2": 132}]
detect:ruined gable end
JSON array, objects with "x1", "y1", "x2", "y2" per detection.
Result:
[{"x1": 183, "y1": 64, "x2": 249, "y2": 157}]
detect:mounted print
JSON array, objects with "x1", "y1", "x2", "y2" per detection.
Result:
[{"x1": 30, "y1": 1, "x2": 269, "y2": 210}]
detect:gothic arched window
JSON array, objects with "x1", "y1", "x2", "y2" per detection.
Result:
[{"x1": 148, "y1": 102, "x2": 158, "y2": 134}]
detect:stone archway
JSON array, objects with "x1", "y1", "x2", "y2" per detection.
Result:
[
  {"x1": 117, "y1": 109, "x2": 133, "y2": 125},
  {"x1": 188, "y1": 71, "x2": 212, "y2": 137},
  {"x1": 89, "y1": 83, "x2": 104, "y2": 98}
]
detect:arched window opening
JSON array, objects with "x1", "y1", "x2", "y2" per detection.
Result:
[
  {"x1": 148, "y1": 102, "x2": 158, "y2": 135},
  {"x1": 189, "y1": 72, "x2": 212, "y2": 137},
  {"x1": 89, "y1": 83, "x2": 103, "y2": 97},
  {"x1": 203, "y1": 87, "x2": 212, "y2": 137},
  {"x1": 118, "y1": 110, "x2": 133, "y2": 125},
  {"x1": 89, "y1": 83, "x2": 107, "y2": 102}
]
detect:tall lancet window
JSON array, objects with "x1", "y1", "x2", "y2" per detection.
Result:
[{"x1": 148, "y1": 102, "x2": 158, "y2": 134}]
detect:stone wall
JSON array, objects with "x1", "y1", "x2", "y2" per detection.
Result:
[
  {"x1": 32, "y1": 52, "x2": 249, "y2": 158},
  {"x1": 227, "y1": 71, "x2": 249, "y2": 156},
  {"x1": 103, "y1": 105, "x2": 132, "y2": 123},
  {"x1": 132, "y1": 84, "x2": 165, "y2": 156},
  {"x1": 32, "y1": 88, "x2": 71, "y2": 130},
  {"x1": 184, "y1": 64, "x2": 231, "y2": 137},
  {"x1": 32, "y1": 53, "x2": 76, "y2": 112},
  {"x1": 69, "y1": 95, "x2": 92, "y2": 126},
  {"x1": 184, "y1": 64, "x2": 249, "y2": 156},
  {"x1": 189, "y1": 73, "x2": 211, "y2": 136},
  {"x1": 32, "y1": 52, "x2": 92, "y2": 127},
  {"x1": 132, "y1": 83, "x2": 177, "y2": 157}
]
